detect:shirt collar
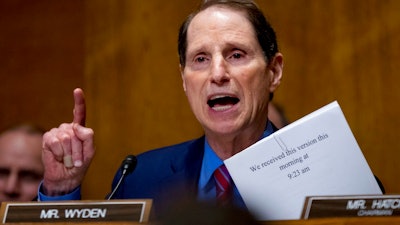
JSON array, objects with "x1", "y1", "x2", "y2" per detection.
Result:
[{"x1": 199, "y1": 120, "x2": 275, "y2": 190}]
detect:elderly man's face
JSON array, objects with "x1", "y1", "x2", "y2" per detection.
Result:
[
  {"x1": 181, "y1": 6, "x2": 282, "y2": 137},
  {"x1": 0, "y1": 131, "x2": 43, "y2": 202}
]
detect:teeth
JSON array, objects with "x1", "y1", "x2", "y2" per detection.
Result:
[
  {"x1": 208, "y1": 94, "x2": 239, "y2": 110},
  {"x1": 210, "y1": 95, "x2": 228, "y2": 100},
  {"x1": 213, "y1": 105, "x2": 233, "y2": 111}
]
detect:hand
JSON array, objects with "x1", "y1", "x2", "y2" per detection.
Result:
[{"x1": 42, "y1": 88, "x2": 95, "y2": 196}]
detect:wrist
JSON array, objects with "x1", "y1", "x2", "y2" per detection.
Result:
[{"x1": 42, "y1": 180, "x2": 79, "y2": 196}]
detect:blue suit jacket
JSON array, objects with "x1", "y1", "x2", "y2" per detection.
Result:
[
  {"x1": 110, "y1": 136, "x2": 206, "y2": 218},
  {"x1": 107, "y1": 131, "x2": 386, "y2": 219}
]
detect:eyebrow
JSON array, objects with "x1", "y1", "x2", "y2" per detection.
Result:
[{"x1": 0, "y1": 167, "x2": 43, "y2": 178}]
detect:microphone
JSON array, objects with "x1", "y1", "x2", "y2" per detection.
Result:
[
  {"x1": 120, "y1": 155, "x2": 137, "y2": 175},
  {"x1": 107, "y1": 155, "x2": 137, "y2": 200}
]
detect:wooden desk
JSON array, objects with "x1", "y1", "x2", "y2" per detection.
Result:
[
  {"x1": 1, "y1": 217, "x2": 400, "y2": 225},
  {"x1": 2, "y1": 200, "x2": 399, "y2": 225}
]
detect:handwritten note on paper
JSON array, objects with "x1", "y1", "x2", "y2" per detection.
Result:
[{"x1": 224, "y1": 101, "x2": 382, "y2": 221}]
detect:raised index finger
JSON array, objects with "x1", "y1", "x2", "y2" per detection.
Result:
[{"x1": 73, "y1": 88, "x2": 86, "y2": 126}]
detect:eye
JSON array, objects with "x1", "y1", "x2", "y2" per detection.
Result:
[
  {"x1": 19, "y1": 170, "x2": 42, "y2": 183},
  {"x1": 227, "y1": 48, "x2": 249, "y2": 65},
  {"x1": 195, "y1": 56, "x2": 207, "y2": 63},
  {"x1": 228, "y1": 49, "x2": 246, "y2": 60},
  {"x1": 232, "y1": 52, "x2": 243, "y2": 59},
  {"x1": 194, "y1": 57, "x2": 206, "y2": 63},
  {"x1": 0, "y1": 168, "x2": 10, "y2": 179},
  {"x1": 188, "y1": 53, "x2": 210, "y2": 71}
]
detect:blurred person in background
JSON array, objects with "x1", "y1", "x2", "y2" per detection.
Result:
[{"x1": 0, "y1": 124, "x2": 44, "y2": 202}]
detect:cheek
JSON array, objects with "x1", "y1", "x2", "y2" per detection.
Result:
[
  {"x1": 183, "y1": 75, "x2": 203, "y2": 98},
  {"x1": 22, "y1": 181, "x2": 41, "y2": 192},
  {"x1": 182, "y1": 82, "x2": 201, "y2": 114},
  {"x1": 244, "y1": 70, "x2": 270, "y2": 94},
  {"x1": 243, "y1": 73, "x2": 270, "y2": 107}
]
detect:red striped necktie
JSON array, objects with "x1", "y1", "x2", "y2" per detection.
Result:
[{"x1": 214, "y1": 164, "x2": 233, "y2": 206}]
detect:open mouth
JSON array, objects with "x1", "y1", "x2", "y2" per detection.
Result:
[{"x1": 207, "y1": 95, "x2": 240, "y2": 111}]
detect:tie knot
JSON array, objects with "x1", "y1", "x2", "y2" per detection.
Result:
[
  {"x1": 214, "y1": 164, "x2": 233, "y2": 205},
  {"x1": 215, "y1": 164, "x2": 230, "y2": 180}
]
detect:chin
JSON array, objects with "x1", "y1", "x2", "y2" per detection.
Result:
[{"x1": 207, "y1": 124, "x2": 241, "y2": 136}]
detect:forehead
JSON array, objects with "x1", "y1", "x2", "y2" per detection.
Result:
[
  {"x1": 0, "y1": 133, "x2": 43, "y2": 172},
  {"x1": 187, "y1": 6, "x2": 256, "y2": 45},
  {"x1": 0, "y1": 132, "x2": 42, "y2": 158}
]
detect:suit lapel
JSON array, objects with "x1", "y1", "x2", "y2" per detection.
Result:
[{"x1": 155, "y1": 137, "x2": 205, "y2": 214}]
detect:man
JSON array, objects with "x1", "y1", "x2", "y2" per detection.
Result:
[
  {"x1": 0, "y1": 124, "x2": 44, "y2": 202},
  {"x1": 40, "y1": 0, "x2": 283, "y2": 218}
]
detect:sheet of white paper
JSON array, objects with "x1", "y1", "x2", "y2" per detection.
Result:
[{"x1": 224, "y1": 101, "x2": 382, "y2": 221}]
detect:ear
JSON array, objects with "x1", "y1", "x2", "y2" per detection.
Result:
[
  {"x1": 267, "y1": 53, "x2": 283, "y2": 93},
  {"x1": 180, "y1": 64, "x2": 187, "y2": 92}
]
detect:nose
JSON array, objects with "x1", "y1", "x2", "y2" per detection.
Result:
[
  {"x1": 210, "y1": 56, "x2": 230, "y2": 85},
  {"x1": 4, "y1": 173, "x2": 20, "y2": 197}
]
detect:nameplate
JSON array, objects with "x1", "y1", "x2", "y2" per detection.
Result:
[
  {"x1": 302, "y1": 195, "x2": 400, "y2": 219},
  {"x1": 0, "y1": 199, "x2": 152, "y2": 223}
]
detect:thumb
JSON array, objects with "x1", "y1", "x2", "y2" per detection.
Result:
[{"x1": 73, "y1": 123, "x2": 94, "y2": 143}]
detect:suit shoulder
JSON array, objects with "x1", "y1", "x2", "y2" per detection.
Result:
[{"x1": 136, "y1": 136, "x2": 205, "y2": 163}]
